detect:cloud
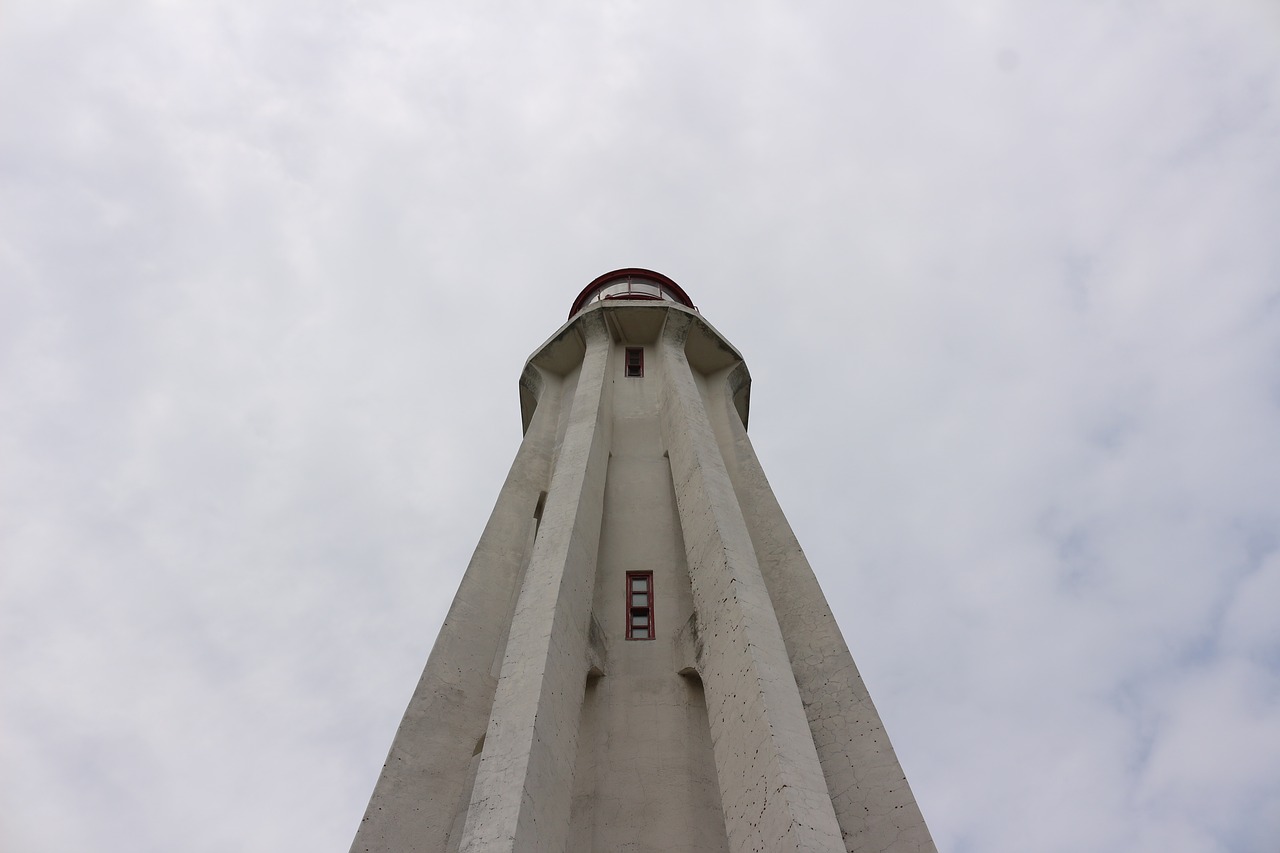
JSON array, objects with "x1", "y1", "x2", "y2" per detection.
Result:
[{"x1": 2, "y1": 1, "x2": 1279, "y2": 851}]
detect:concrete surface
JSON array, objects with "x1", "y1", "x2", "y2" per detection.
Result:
[{"x1": 352, "y1": 296, "x2": 936, "y2": 853}]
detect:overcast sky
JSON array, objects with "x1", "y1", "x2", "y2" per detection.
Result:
[{"x1": 3, "y1": 1, "x2": 1279, "y2": 851}]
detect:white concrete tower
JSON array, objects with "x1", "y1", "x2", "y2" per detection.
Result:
[{"x1": 352, "y1": 270, "x2": 936, "y2": 853}]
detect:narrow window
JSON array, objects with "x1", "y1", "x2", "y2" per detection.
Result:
[
  {"x1": 624, "y1": 347, "x2": 644, "y2": 377},
  {"x1": 626, "y1": 572, "x2": 654, "y2": 640}
]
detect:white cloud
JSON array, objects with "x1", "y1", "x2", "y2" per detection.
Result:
[{"x1": 2, "y1": 1, "x2": 1278, "y2": 851}]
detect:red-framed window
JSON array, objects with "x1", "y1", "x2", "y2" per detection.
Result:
[
  {"x1": 626, "y1": 572, "x2": 654, "y2": 640},
  {"x1": 624, "y1": 347, "x2": 644, "y2": 377}
]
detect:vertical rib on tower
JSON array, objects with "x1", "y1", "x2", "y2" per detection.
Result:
[{"x1": 351, "y1": 271, "x2": 936, "y2": 853}]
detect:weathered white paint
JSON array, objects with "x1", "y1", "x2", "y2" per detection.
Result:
[
  {"x1": 659, "y1": 310, "x2": 846, "y2": 853},
  {"x1": 458, "y1": 311, "x2": 613, "y2": 853},
  {"x1": 352, "y1": 289, "x2": 936, "y2": 853},
  {"x1": 567, "y1": 317, "x2": 728, "y2": 853},
  {"x1": 350, "y1": 366, "x2": 562, "y2": 853},
  {"x1": 708, "y1": 363, "x2": 936, "y2": 853}
]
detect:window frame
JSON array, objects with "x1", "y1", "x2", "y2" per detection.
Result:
[
  {"x1": 625, "y1": 571, "x2": 654, "y2": 640},
  {"x1": 624, "y1": 346, "x2": 644, "y2": 377}
]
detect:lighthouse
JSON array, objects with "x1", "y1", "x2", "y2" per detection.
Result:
[{"x1": 351, "y1": 270, "x2": 935, "y2": 853}]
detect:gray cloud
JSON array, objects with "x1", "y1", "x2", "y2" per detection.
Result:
[{"x1": 2, "y1": 1, "x2": 1279, "y2": 851}]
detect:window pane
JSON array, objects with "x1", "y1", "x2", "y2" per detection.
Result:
[{"x1": 627, "y1": 574, "x2": 652, "y2": 639}]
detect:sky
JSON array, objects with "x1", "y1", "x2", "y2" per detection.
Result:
[{"x1": 2, "y1": 1, "x2": 1279, "y2": 851}]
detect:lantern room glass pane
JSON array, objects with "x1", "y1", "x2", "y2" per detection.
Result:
[{"x1": 588, "y1": 277, "x2": 678, "y2": 305}]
